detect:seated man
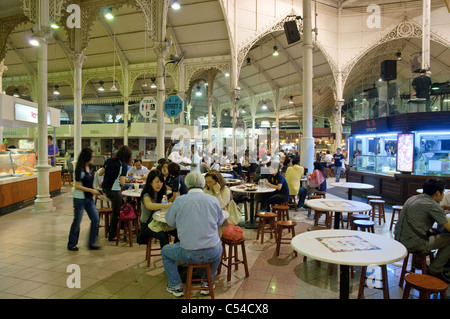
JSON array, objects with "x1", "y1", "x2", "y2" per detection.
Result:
[
  {"x1": 285, "y1": 158, "x2": 307, "y2": 210},
  {"x1": 127, "y1": 159, "x2": 149, "y2": 178},
  {"x1": 394, "y1": 178, "x2": 450, "y2": 283},
  {"x1": 162, "y1": 171, "x2": 225, "y2": 297},
  {"x1": 260, "y1": 161, "x2": 290, "y2": 212}
]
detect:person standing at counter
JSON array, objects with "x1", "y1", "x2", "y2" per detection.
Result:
[
  {"x1": 333, "y1": 148, "x2": 345, "y2": 182},
  {"x1": 98, "y1": 145, "x2": 132, "y2": 241},
  {"x1": 67, "y1": 148, "x2": 101, "y2": 251},
  {"x1": 48, "y1": 135, "x2": 59, "y2": 166}
]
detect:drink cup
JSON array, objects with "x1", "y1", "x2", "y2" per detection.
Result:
[{"x1": 134, "y1": 183, "x2": 139, "y2": 191}]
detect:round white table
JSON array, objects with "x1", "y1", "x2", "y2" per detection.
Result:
[
  {"x1": 305, "y1": 198, "x2": 372, "y2": 229},
  {"x1": 230, "y1": 185, "x2": 275, "y2": 228},
  {"x1": 416, "y1": 188, "x2": 450, "y2": 194},
  {"x1": 330, "y1": 182, "x2": 374, "y2": 200},
  {"x1": 291, "y1": 229, "x2": 407, "y2": 299},
  {"x1": 202, "y1": 172, "x2": 233, "y2": 178}
]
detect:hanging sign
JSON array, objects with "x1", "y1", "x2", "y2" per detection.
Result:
[
  {"x1": 164, "y1": 95, "x2": 183, "y2": 117},
  {"x1": 139, "y1": 96, "x2": 157, "y2": 119}
]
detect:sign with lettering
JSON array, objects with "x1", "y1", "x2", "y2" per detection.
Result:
[
  {"x1": 352, "y1": 117, "x2": 388, "y2": 134},
  {"x1": 14, "y1": 103, "x2": 50, "y2": 125},
  {"x1": 139, "y1": 97, "x2": 157, "y2": 119},
  {"x1": 164, "y1": 95, "x2": 183, "y2": 117}
]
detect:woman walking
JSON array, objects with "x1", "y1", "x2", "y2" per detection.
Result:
[{"x1": 67, "y1": 148, "x2": 102, "y2": 251}]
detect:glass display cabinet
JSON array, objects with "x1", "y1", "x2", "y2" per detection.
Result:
[
  {"x1": 0, "y1": 151, "x2": 14, "y2": 177},
  {"x1": 355, "y1": 155, "x2": 397, "y2": 175},
  {"x1": 9, "y1": 149, "x2": 37, "y2": 174}
]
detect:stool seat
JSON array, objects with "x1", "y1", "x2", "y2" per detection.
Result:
[
  {"x1": 185, "y1": 263, "x2": 215, "y2": 299},
  {"x1": 390, "y1": 205, "x2": 403, "y2": 231},
  {"x1": 366, "y1": 195, "x2": 382, "y2": 203},
  {"x1": 218, "y1": 237, "x2": 249, "y2": 281},
  {"x1": 276, "y1": 220, "x2": 297, "y2": 257},
  {"x1": 399, "y1": 251, "x2": 435, "y2": 287},
  {"x1": 256, "y1": 212, "x2": 277, "y2": 244},
  {"x1": 352, "y1": 219, "x2": 375, "y2": 233},
  {"x1": 403, "y1": 273, "x2": 448, "y2": 299}
]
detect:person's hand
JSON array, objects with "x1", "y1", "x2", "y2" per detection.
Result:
[
  {"x1": 442, "y1": 204, "x2": 450, "y2": 210},
  {"x1": 213, "y1": 183, "x2": 221, "y2": 194},
  {"x1": 92, "y1": 189, "x2": 101, "y2": 196},
  {"x1": 164, "y1": 202, "x2": 172, "y2": 209}
]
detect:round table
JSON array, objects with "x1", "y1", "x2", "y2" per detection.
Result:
[
  {"x1": 305, "y1": 198, "x2": 372, "y2": 229},
  {"x1": 202, "y1": 172, "x2": 233, "y2": 178},
  {"x1": 291, "y1": 229, "x2": 407, "y2": 299},
  {"x1": 230, "y1": 185, "x2": 275, "y2": 229},
  {"x1": 330, "y1": 182, "x2": 374, "y2": 200},
  {"x1": 416, "y1": 188, "x2": 450, "y2": 194},
  {"x1": 226, "y1": 178, "x2": 242, "y2": 186}
]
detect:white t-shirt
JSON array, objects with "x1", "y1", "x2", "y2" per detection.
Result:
[
  {"x1": 127, "y1": 166, "x2": 149, "y2": 177},
  {"x1": 190, "y1": 153, "x2": 201, "y2": 173}
]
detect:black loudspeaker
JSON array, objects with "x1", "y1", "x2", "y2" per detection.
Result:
[
  {"x1": 380, "y1": 60, "x2": 397, "y2": 81},
  {"x1": 284, "y1": 20, "x2": 301, "y2": 44}
]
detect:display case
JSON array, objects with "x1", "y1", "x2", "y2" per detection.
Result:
[
  {"x1": 355, "y1": 155, "x2": 397, "y2": 175},
  {"x1": 0, "y1": 151, "x2": 14, "y2": 177},
  {"x1": 9, "y1": 149, "x2": 37, "y2": 174}
]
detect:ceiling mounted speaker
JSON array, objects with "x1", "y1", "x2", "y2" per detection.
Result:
[
  {"x1": 284, "y1": 20, "x2": 301, "y2": 44},
  {"x1": 380, "y1": 60, "x2": 397, "y2": 81}
]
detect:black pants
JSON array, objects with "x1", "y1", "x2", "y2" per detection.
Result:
[
  {"x1": 261, "y1": 194, "x2": 288, "y2": 212},
  {"x1": 103, "y1": 189, "x2": 123, "y2": 240}
]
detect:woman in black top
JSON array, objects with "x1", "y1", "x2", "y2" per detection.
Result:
[
  {"x1": 98, "y1": 145, "x2": 132, "y2": 241},
  {"x1": 67, "y1": 148, "x2": 102, "y2": 251}
]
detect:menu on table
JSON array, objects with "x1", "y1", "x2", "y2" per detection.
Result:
[
  {"x1": 316, "y1": 235, "x2": 381, "y2": 253},
  {"x1": 319, "y1": 200, "x2": 357, "y2": 208}
]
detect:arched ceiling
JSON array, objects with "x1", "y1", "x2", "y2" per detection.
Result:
[{"x1": 1, "y1": 0, "x2": 449, "y2": 128}]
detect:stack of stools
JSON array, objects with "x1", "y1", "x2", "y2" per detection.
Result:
[
  {"x1": 256, "y1": 212, "x2": 277, "y2": 244},
  {"x1": 145, "y1": 237, "x2": 162, "y2": 267},
  {"x1": 218, "y1": 237, "x2": 249, "y2": 281},
  {"x1": 276, "y1": 220, "x2": 298, "y2": 257},
  {"x1": 115, "y1": 215, "x2": 139, "y2": 247},
  {"x1": 399, "y1": 251, "x2": 435, "y2": 287},
  {"x1": 366, "y1": 195, "x2": 382, "y2": 204},
  {"x1": 358, "y1": 265, "x2": 390, "y2": 299},
  {"x1": 369, "y1": 199, "x2": 386, "y2": 225},
  {"x1": 402, "y1": 273, "x2": 447, "y2": 299},
  {"x1": 185, "y1": 262, "x2": 215, "y2": 299},
  {"x1": 390, "y1": 205, "x2": 403, "y2": 231}
]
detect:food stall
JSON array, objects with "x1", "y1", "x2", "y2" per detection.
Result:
[
  {"x1": 0, "y1": 93, "x2": 61, "y2": 215},
  {"x1": 347, "y1": 112, "x2": 450, "y2": 203}
]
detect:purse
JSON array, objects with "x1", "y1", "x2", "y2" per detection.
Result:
[
  {"x1": 222, "y1": 224, "x2": 244, "y2": 241},
  {"x1": 120, "y1": 202, "x2": 136, "y2": 220}
]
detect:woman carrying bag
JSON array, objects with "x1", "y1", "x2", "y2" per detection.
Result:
[{"x1": 67, "y1": 148, "x2": 102, "y2": 251}]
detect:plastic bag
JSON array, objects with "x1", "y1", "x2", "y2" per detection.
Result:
[{"x1": 222, "y1": 224, "x2": 244, "y2": 241}]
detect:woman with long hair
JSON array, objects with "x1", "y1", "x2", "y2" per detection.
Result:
[
  {"x1": 308, "y1": 161, "x2": 327, "y2": 193},
  {"x1": 138, "y1": 170, "x2": 176, "y2": 247},
  {"x1": 98, "y1": 145, "x2": 132, "y2": 241},
  {"x1": 67, "y1": 148, "x2": 102, "y2": 251}
]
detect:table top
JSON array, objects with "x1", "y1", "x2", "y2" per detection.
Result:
[
  {"x1": 291, "y1": 229, "x2": 407, "y2": 266},
  {"x1": 121, "y1": 189, "x2": 142, "y2": 197},
  {"x1": 305, "y1": 198, "x2": 372, "y2": 213},
  {"x1": 202, "y1": 172, "x2": 233, "y2": 178},
  {"x1": 230, "y1": 185, "x2": 276, "y2": 194},
  {"x1": 330, "y1": 182, "x2": 374, "y2": 190},
  {"x1": 416, "y1": 188, "x2": 450, "y2": 194},
  {"x1": 226, "y1": 178, "x2": 242, "y2": 185}
]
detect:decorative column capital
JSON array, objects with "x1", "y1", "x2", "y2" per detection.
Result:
[
  {"x1": 69, "y1": 52, "x2": 87, "y2": 68},
  {"x1": 0, "y1": 60, "x2": 8, "y2": 74}
]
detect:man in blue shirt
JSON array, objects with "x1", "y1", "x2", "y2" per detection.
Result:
[
  {"x1": 162, "y1": 171, "x2": 225, "y2": 297},
  {"x1": 260, "y1": 161, "x2": 290, "y2": 212},
  {"x1": 333, "y1": 148, "x2": 345, "y2": 182}
]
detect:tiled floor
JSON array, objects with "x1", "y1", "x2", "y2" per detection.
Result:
[{"x1": 0, "y1": 177, "x2": 448, "y2": 299}]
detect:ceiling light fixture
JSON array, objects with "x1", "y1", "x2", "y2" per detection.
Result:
[
  {"x1": 289, "y1": 96, "x2": 294, "y2": 104},
  {"x1": 142, "y1": 81, "x2": 148, "y2": 87},
  {"x1": 53, "y1": 85, "x2": 60, "y2": 95},
  {"x1": 150, "y1": 77, "x2": 157, "y2": 89},
  {"x1": 262, "y1": 101, "x2": 267, "y2": 110},
  {"x1": 98, "y1": 81, "x2": 105, "y2": 91},
  {"x1": 29, "y1": 36, "x2": 39, "y2": 46},
  {"x1": 246, "y1": 58, "x2": 251, "y2": 66},
  {"x1": 171, "y1": 0, "x2": 180, "y2": 10},
  {"x1": 272, "y1": 46, "x2": 279, "y2": 56},
  {"x1": 110, "y1": 84, "x2": 118, "y2": 92},
  {"x1": 195, "y1": 85, "x2": 202, "y2": 97},
  {"x1": 396, "y1": 52, "x2": 402, "y2": 60},
  {"x1": 104, "y1": 7, "x2": 114, "y2": 20},
  {"x1": 13, "y1": 88, "x2": 20, "y2": 97}
]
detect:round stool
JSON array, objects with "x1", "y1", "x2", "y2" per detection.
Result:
[
  {"x1": 390, "y1": 205, "x2": 403, "y2": 231},
  {"x1": 366, "y1": 195, "x2": 382, "y2": 204},
  {"x1": 276, "y1": 220, "x2": 298, "y2": 257},
  {"x1": 402, "y1": 273, "x2": 447, "y2": 299},
  {"x1": 98, "y1": 207, "x2": 113, "y2": 238},
  {"x1": 145, "y1": 237, "x2": 161, "y2": 267},
  {"x1": 217, "y1": 237, "x2": 249, "y2": 281},
  {"x1": 288, "y1": 195, "x2": 298, "y2": 211},
  {"x1": 272, "y1": 205, "x2": 290, "y2": 221},
  {"x1": 399, "y1": 251, "x2": 435, "y2": 287},
  {"x1": 115, "y1": 216, "x2": 139, "y2": 247},
  {"x1": 352, "y1": 219, "x2": 375, "y2": 233},
  {"x1": 358, "y1": 265, "x2": 389, "y2": 299},
  {"x1": 313, "y1": 209, "x2": 331, "y2": 229},
  {"x1": 369, "y1": 199, "x2": 386, "y2": 225},
  {"x1": 256, "y1": 212, "x2": 277, "y2": 244},
  {"x1": 185, "y1": 262, "x2": 215, "y2": 299}
]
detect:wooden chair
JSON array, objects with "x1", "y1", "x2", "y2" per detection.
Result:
[
  {"x1": 218, "y1": 237, "x2": 249, "y2": 281},
  {"x1": 276, "y1": 220, "x2": 298, "y2": 257},
  {"x1": 402, "y1": 273, "x2": 448, "y2": 299},
  {"x1": 390, "y1": 205, "x2": 403, "y2": 231},
  {"x1": 185, "y1": 262, "x2": 215, "y2": 299}
]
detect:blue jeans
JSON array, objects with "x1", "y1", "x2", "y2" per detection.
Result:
[
  {"x1": 161, "y1": 242, "x2": 222, "y2": 289},
  {"x1": 68, "y1": 198, "x2": 99, "y2": 249},
  {"x1": 335, "y1": 166, "x2": 345, "y2": 182},
  {"x1": 297, "y1": 187, "x2": 307, "y2": 208}
]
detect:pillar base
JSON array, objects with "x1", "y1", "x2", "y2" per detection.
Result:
[{"x1": 32, "y1": 196, "x2": 56, "y2": 213}]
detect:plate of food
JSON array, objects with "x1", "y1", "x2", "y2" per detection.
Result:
[
  {"x1": 236, "y1": 185, "x2": 246, "y2": 189},
  {"x1": 245, "y1": 187, "x2": 258, "y2": 191}
]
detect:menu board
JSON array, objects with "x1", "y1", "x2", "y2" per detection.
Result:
[
  {"x1": 316, "y1": 235, "x2": 381, "y2": 253},
  {"x1": 396, "y1": 133, "x2": 414, "y2": 172}
]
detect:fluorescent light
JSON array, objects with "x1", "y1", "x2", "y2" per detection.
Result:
[
  {"x1": 150, "y1": 78, "x2": 157, "y2": 89},
  {"x1": 171, "y1": 0, "x2": 180, "y2": 10},
  {"x1": 418, "y1": 131, "x2": 450, "y2": 135},
  {"x1": 50, "y1": 23, "x2": 59, "y2": 29},
  {"x1": 289, "y1": 96, "x2": 294, "y2": 104},
  {"x1": 29, "y1": 37, "x2": 39, "y2": 46}
]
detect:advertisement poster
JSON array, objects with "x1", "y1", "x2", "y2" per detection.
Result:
[{"x1": 396, "y1": 133, "x2": 414, "y2": 172}]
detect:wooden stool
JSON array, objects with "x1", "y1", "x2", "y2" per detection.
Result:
[
  {"x1": 345, "y1": 212, "x2": 369, "y2": 229},
  {"x1": 185, "y1": 262, "x2": 215, "y2": 299},
  {"x1": 288, "y1": 195, "x2": 298, "y2": 211},
  {"x1": 399, "y1": 251, "x2": 435, "y2": 287},
  {"x1": 402, "y1": 273, "x2": 448, "y2": 299},
  {"x1": 235, "y1": 198, "x2": 249, "y2": 221},
  {"x1": 272, "y1": 205, "x2": 290, "y2": 221},
  {"x1": 217, "y1": 238, "x2": 249, "y2": 281},
  {"x1": 276, "y1": 220, "x2": 297, "y2": 257},
  {"x1": 352, "y1": 219, "x2": 375, "y2": 233},
  {"x1": 145, "y1": 237, "x2": 162, "y2": 267},
  {"x1": 366, "y1": 195, "x2": 382, "y2": 204},
  {"x1": 62, "y1": 172, "x2": 72, "y2": 186},
  {"x1": 313, "y1": 209, "x2": 331, "y2": 229},
  {"x1": 358, "y1": 265, "x2": 389, "y2": 299},
  {"x1": 115, "y1": 216, "x2": 139, "y2": 247},
  {"x1": 369, "y1": 199, "x2": 386, "y2": 225},
  {"x1": 98, "y1": 207, "x2": 113, "y2": 238},
  {"x1": 390, "y1": 205, "x2": 403, "y2": 231},
  {"x1": 256, "y1": 212, "x2": 277, "y2": 244}
]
